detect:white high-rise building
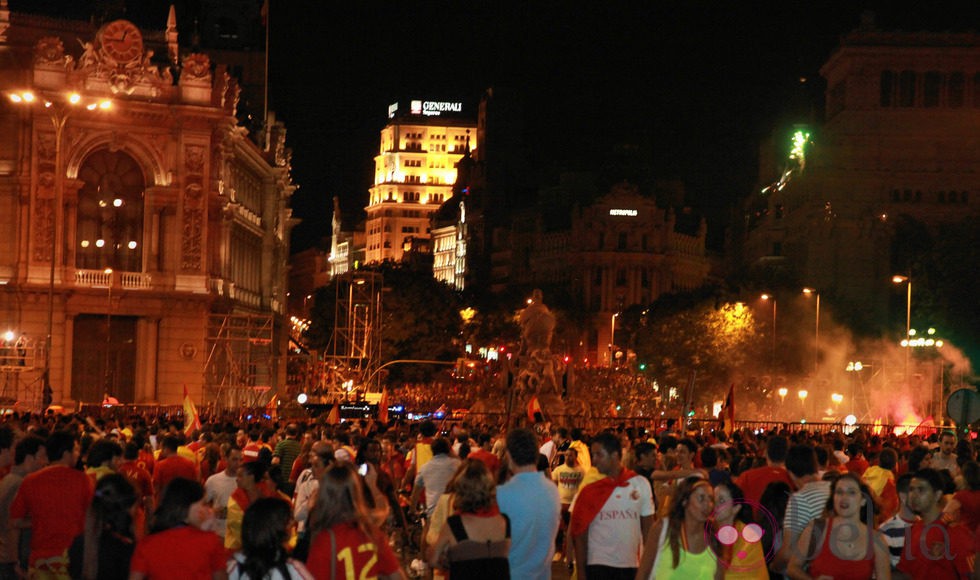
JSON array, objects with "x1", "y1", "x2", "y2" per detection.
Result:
[{"x1": 364, "y1": 100, "x2": 475, "y2": 263}]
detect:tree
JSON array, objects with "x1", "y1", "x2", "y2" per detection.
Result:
[{"x1": 633, "y1": 288, "x2": 766, "y2": 404}]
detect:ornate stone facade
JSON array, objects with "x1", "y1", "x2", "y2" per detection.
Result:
[{"x1": 0, "y1": 11, "x2": 294, "y2": 407}]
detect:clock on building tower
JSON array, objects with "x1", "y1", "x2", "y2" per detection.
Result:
[{"x1": 97, "y1": 20, "x2": 143, "y2": 65}]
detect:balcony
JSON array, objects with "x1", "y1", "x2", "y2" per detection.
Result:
[{"x1": 74, "y1": 269, "x2": 152, "y2": 289}]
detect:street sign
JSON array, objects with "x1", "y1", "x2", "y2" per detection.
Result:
[{"x1": 946, "y1": 388, "x2": 980, "y2": 426}]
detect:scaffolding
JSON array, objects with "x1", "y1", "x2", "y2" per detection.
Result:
[
  {"x1": 204, "y1": 313, "x2": 275, "y2": 409},
  {"x1": 322, "y1": 271, "x2": 382, "y2": 399},
  {"x1": 0, "y1": 336, "x2": 41, "y2": 408}
]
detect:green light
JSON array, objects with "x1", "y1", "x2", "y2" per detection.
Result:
[
  {"x1": 638, "y1": 363, "x2": 647, "y2": 371},
  {"x1": 687, "y1": 409, "x2": 695, "y2": 417},
  {"x1": 790, "y1": 130, "x2": 810, "y2": 163}
]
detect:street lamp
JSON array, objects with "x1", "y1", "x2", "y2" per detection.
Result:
[
  {"x1": 103, "y1": 268, "x2": 113, "y2": 398},
  {"x1": 892, "y1": 274, "x2": 911, "y2": 387},
  {"x1": 761, "y1": 294, "x2": 777, "y2": 373},
  {"x1": 778, "y1": 387, "x2": 788, "y2": 403},
  {"x1": 9, "y1": 90, "x2": 111, "y2": 408},
  {"x1": 609, "y1": 312, "x2": 620, "y2": 367},
  {"x1": 802, "y1": 288, "x2": 820, "y2": 373},
  {"x1": 831, "y1": 392, "x2": 843, "y2": 413},
  {"x1": 798, "y1": 389, "x2": 808, "y2": 415}
]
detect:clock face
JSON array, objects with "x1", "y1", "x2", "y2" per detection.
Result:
[{"x1": 98, "y1": 20, "x2": 143, "y2": 64}]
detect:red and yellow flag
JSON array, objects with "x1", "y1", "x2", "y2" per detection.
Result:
[
  {"x1": 527, "y1": 396, "x2": 543, "y2": 423},
  {"x1": 377, "y1": 388, "x2": 389, "y2": 424},
  {"x1": 183, "y1": 385, "x2": 201, "y2": 436},
  {"x1": 720, "y1": 383, "x2": 735, "y2": 437},
  {"x1": 326, "y1": 403, "x2": 340, "y2": 425}
]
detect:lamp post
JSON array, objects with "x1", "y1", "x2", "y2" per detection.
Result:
[
  {"x1": 8, "y1": 91, "x2": 111, "y2": 408},
  {"x1": 831, "y1": 392, "x2": 843, "y2": 414},
  {"x1": 761, "y1": 294, "x2": 777, "y2": 374},
  {"x1": 609, "y1": 312, "x2": 619, "y2": 367},
  {"x1": 778, "y1": 387, "x2": 788, "y2": 404},
  {"x1": 892, "y1": 274, "x2": 911, "y2": 387},
  {"x1": 103, "y1": 268, "x2": 113, "y2": 399},
  {"x1": 802, "y1": 288, "x2": 820, "y2": 373},
  {"x1": 798, "y1": 389, "x2": 808, "y2": 416}
]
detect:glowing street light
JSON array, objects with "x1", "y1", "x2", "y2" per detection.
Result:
[
  {"x1": 798, "y1": 389, "x2": 808, "y2": 414},
  {"x1": 8, "y1": 90, "x2": 112, "y2": 407},
  {"x1": 777, "y1": 387, "x2": 788, "y2": 403},
  {"x1": 802, "y1": 288, "x2": 820, "y2": 373}
]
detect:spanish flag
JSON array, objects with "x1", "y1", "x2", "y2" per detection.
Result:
[
  {"x1": 326, "y1": 403, "x2": 340, "y2": 425},
  {"x1": 183, "y1": 385, "x2": 201, "y2": 436},
  {"x1": 527, "y1": 396, "x2": 543, "y2": 423},
  {"x1": 377, "y1": 388, "x2": 389, "y2": 424},
  {"x1": 720, "y1": 383, "x2": 735, "y2": 437}
]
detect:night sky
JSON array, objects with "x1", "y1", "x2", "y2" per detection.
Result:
[
  {"x1": 10, "y1": 1, "x2": 975, "y2": 252},
  {"x1": 269, "y1": 2, "x2": 972, "y2": 252}
]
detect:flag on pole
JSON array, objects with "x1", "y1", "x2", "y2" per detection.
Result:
[
  {"x1": 265, "y1": 394, "x2": 278, "y2": 416},
  {"x1": 377, "y1": 388, "x2": 389, "y2": 424},
  {"x1": 183, "y1": 385, "x2": 201, "y2": 437},
  {"x1": 527, "y1": 396, "x2": 543, "y2": 423},
  {"x1": 326, "y1": 403, "x2": 340, "y2": 425},
  {"x1": 720, "y1": 383, "x2": 735, "y2": 437}
]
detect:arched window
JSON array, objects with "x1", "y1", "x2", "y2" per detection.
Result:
[{"x1": 75, "y1": 150, "x2": 145, "y2": 272}]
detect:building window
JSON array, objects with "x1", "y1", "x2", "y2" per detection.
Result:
[
  {"x1": 880, "y1": 71, "x2": 894, "y2": 107},
  {"x1": 949, "y1": 72, "x2": 965, "y2": 107},
  {"x1": 598, "y1": 233, "x2": 605, "y2": 250},
  {"x1": 923, "y1": 72, "x2": 941, "y2": 107},
  {"x1": 616, "y1": 269, "x2": 626, "y2": 286},
  {"x1": 938, "y1": 190, "x2": 945, "y2": 202},
  {"x1": 642, "y1": 234, "x2": 648, "y2": 250},
  {"x1": 898, "y1": 70, "x2": 916, "y2": 107},
  {"x1": 892, "y1": 189, "x2": 900, "y2": 202},
  {"x1": 594, "y1": 268, "x2": 602, "y2": 286},
  {"x1": 76, "y1": 150, "x2": 145, "y2": 272},
  {"x1": 617, "y1": 232, "x2": 627, "y2": 250}
]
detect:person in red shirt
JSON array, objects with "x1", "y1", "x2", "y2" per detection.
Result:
[
  {"x1": 151, "y1": 435, "x2": 197, "y2": 502},
  {"x1": 467, "y1": 433, "x2": 501, "y2": 475},
  {"x1": 844, "y1": 442, "x2": 870, "y2": 476},
  {"x1": 130, "y1": 477, "x2": 226, "y2": 579},
  {"x1": 306, "y1": 463, "x2": 403, "y2": 580},
  {"x1": 10, "y1": 431, "x2": 92, "y2": 576},
  {"x1": 241, "y1": 430, "x2": 264, "y2": 464},
  {"x1": 735, "y1": 435, "x2": 794, "y2": 505},
  {"x1": 119, "y1": 442, "x2": 154, "y2": 538},
  {"x1": 898, "y1": 467, "x2": 975, "y2": 579}
]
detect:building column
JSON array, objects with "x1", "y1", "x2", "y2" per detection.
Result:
[
  {"x1": 135, "y1": 317, "x2": 159, "y2": 403},
  {"x1": 60, "y1": 314, "x2": 73, "y2": 404}
]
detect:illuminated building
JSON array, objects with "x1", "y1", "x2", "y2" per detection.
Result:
[
  {"x1": 364, "y1": 100, "x2": 476, "y2": 264},
  {"x1": 0, "y1": 9, "x2": 294, "y2": 407},
  {"x1": 740, "y1": 15, "x2": 980, "y2": 328},
  {"x1": 495, "y1": 180, "x2": 710, "y2": 365}
]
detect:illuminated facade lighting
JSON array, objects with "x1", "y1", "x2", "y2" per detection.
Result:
[{"x1": 364, "y1": 101, "x2": 475, "y2": 264}]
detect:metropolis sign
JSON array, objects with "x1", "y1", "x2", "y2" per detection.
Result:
[{"x1": 609, "y1": 208, "x2": 638, "y2": 216}]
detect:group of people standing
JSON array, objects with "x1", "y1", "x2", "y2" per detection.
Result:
[{"x1": 0, "y1": 411, "x2": 977, "y2": 580}]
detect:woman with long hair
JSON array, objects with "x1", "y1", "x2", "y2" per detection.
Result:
[
  {"x1": 68, "y1": 473, "x2": 137, "y2": 580},
  {"x1": 713, "y1": 480, "x2": 767, "y2": 579},
  {"x1": 227, "y1": 498, "x2": 312, "y2": 579},
  {"x1": 786, "y1": 472, "x2": 891, "y2": 580},
  {"x1": 426, "y1": 459, "x2": 510, "y2": 579},
  {"x1": 636, "y1": 476, "x2": 721, "y2": 579},
  {"x1": 130, "y1": 477, "x2": 227, "y2": 579},
  {"x1": 304, "y1": 464, "x2": 405, "y2": 580}
]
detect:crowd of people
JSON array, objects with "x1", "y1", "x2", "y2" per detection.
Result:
[{"x1": 0, "y1": 409, "x2": 976, "y2": 579}]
